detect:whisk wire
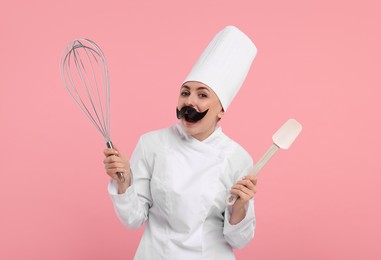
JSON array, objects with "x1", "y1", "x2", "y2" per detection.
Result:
[
  {"x1": 64, "y1": 50, "x2": 106, "y2": 139},
  {"x1": 73, "y1": 45, "x2": 108, "y2": 139},
  {"x1": 61, "y1": 40, "x2": 112, "y2": 141}
]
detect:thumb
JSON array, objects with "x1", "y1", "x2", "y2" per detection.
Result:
[{"x1": 106, "y1": 141, "x2": 120, "y2": 155}]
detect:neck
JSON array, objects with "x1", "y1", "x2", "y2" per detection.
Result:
[{"x1": 191, "y1": 125, "x2": 218, "y2": 141}]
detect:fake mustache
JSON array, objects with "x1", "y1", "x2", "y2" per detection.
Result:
[{"x1": 176, "y1": 106, "x2": 209, "y2": 122}]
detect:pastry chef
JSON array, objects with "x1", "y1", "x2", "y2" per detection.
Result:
[{"x1": 104, "y1": 25, "x2": 258, "y2": 260}]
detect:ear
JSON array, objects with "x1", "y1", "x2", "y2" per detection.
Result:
[{"x1": 217, "y1": 109, "x2": 225, "y2": 119}]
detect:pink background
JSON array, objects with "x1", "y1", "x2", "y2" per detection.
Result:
[{"x1": 1, "y1": 0, "x2": 380, "y2": 259}]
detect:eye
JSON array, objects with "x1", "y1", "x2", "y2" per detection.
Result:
[
  {"x1": 198, "y1": 93, "x2": 208, "y2": 98},
  {"x1": 181, "y1": 91, "x2": 190, "y2": 96}
]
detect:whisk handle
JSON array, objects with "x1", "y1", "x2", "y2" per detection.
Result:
[{"x1": 106, "y1": 141, "x2": 126, "y2": 183}]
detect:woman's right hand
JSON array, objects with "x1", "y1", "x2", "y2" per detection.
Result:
[{"x1": 104, "y1": 148, "x2": 131, "y2": 194}]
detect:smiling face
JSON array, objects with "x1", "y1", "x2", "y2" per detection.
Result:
[{"x1": 177, "y1": 81, "x2": 224, "y2": 141}]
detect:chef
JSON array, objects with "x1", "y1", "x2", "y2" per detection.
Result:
[{"x1": 104, "y1": 25, "x2": 258, "y2": 260}]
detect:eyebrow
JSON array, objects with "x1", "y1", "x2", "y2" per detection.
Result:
[{"x1": 181, "y1": 85, "x2": 211, "y2": 92}]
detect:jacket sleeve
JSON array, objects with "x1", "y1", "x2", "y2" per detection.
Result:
[
  {"x1": 223, "y1": 199, "x2": 255, "y2": 249},
  {"x1": 108, "y1": 137, "x2": 153, "y2": 229},
  {"x1": 223, "y1": 149, "x2": 256, "y2": 249}
]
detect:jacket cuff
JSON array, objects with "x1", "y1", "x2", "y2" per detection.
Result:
[
  {"x1": 108, "y1": 179, "x2": 136, "y2": 203},
  {"x1": 223, "y1": 200, "x2": 255, "y2": 249}
]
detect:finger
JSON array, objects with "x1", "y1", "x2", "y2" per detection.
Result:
[
  {"x1": 230, "y1": 188, "x2": 254, "y2": 202},
  {"x1": 243, "y1": 175, "x2": 258, "y2": 184},
  {"x1": 104, "y1": 162, "x2": 126, "y2": 170},
  {"x1": 103, "y1": 155, "x2": 122, "y2": 164},
  {"x1": 104, "y1": 148, "x2": 119, "y2": 157},
  {"x1": 230, "y1": 186, "x2": 255, "y2": 201},
  {"x1": 231, "y1": 182, "x2": 256, "y2": 197},
  {"x1": 106, "y1": 166, "x2": 128, "y2": 176},
  {"x1": 234, "y1": 180, "x2": 256, "y2": 195},
  {"x1": 111, "y1": 145, "x2": 123, "y2": 157},
  {"x1": 236, "y1": 181, "x2": 257, "y2": 195},
  {"x1": 231, "y1": 184, "x2": 253, "y2": 195},
  {"x1": 106, "y1": 168, "x2": 127, "y2": 175},
  {"x1": 105, "y1": 160, "x2": 126, "y2": 168},
  {"x1": 236, "y1": 179, "x2": 256, "y2": 190}
]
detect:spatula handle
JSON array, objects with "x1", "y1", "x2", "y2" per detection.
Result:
[{"x1": 226, "y1": 144, "x2": 279, "y2": 206}]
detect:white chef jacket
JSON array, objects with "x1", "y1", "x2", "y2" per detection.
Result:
[{"x1": 108, "y1": 124, "x2": 255, "y2": 260}]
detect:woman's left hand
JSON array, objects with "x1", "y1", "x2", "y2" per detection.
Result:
[{"x1": 229, "y1": 175, "x2": 257, "y2": 224}]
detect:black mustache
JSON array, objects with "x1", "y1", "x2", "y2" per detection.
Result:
[{"x1": 176, "y1": 106, "x2": 209, "y2": 122}]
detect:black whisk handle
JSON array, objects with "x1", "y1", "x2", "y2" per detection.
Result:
[{"x1": 106, "y1": 141, "x2": 126, "y2": 183}]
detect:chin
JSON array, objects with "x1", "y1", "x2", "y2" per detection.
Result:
[{"x1": 180, "y1": 119, "x2": 199, "y2": 133}]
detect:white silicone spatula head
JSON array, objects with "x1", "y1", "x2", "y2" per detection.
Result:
[
  {"x1": 226, "y1": 118, "x2": 303, "y2": 206},
  {"x1": 272, "y1": 119, "x2": 302, "y2": 149}
]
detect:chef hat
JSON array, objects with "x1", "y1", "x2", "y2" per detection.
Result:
[{"x1": 183, "y1": 25, "x2": 257, "y2": 111}]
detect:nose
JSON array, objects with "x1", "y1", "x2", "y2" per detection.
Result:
[{"x1": 184, "y1": 93, "x2": 196, "y2": 107}]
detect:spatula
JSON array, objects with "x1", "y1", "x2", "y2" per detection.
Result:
[{"x1": 226, "y1": 118, "x2": 302, "y2": 206}]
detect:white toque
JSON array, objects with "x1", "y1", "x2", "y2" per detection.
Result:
[{"x1": 183, "y1": 26, "x2": 257, "y2": 111}]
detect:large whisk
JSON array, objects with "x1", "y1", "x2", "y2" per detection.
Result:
[{"x1": 60, "y1": 38, "x2": 125, "y2": 182}]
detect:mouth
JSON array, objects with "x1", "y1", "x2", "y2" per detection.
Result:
[
  {"x1": 184, "y1": 113, "x2": 199, "y2": 123},
  {"x1": 183, "y1": 116, "x2": 198, "y2": 124}
]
